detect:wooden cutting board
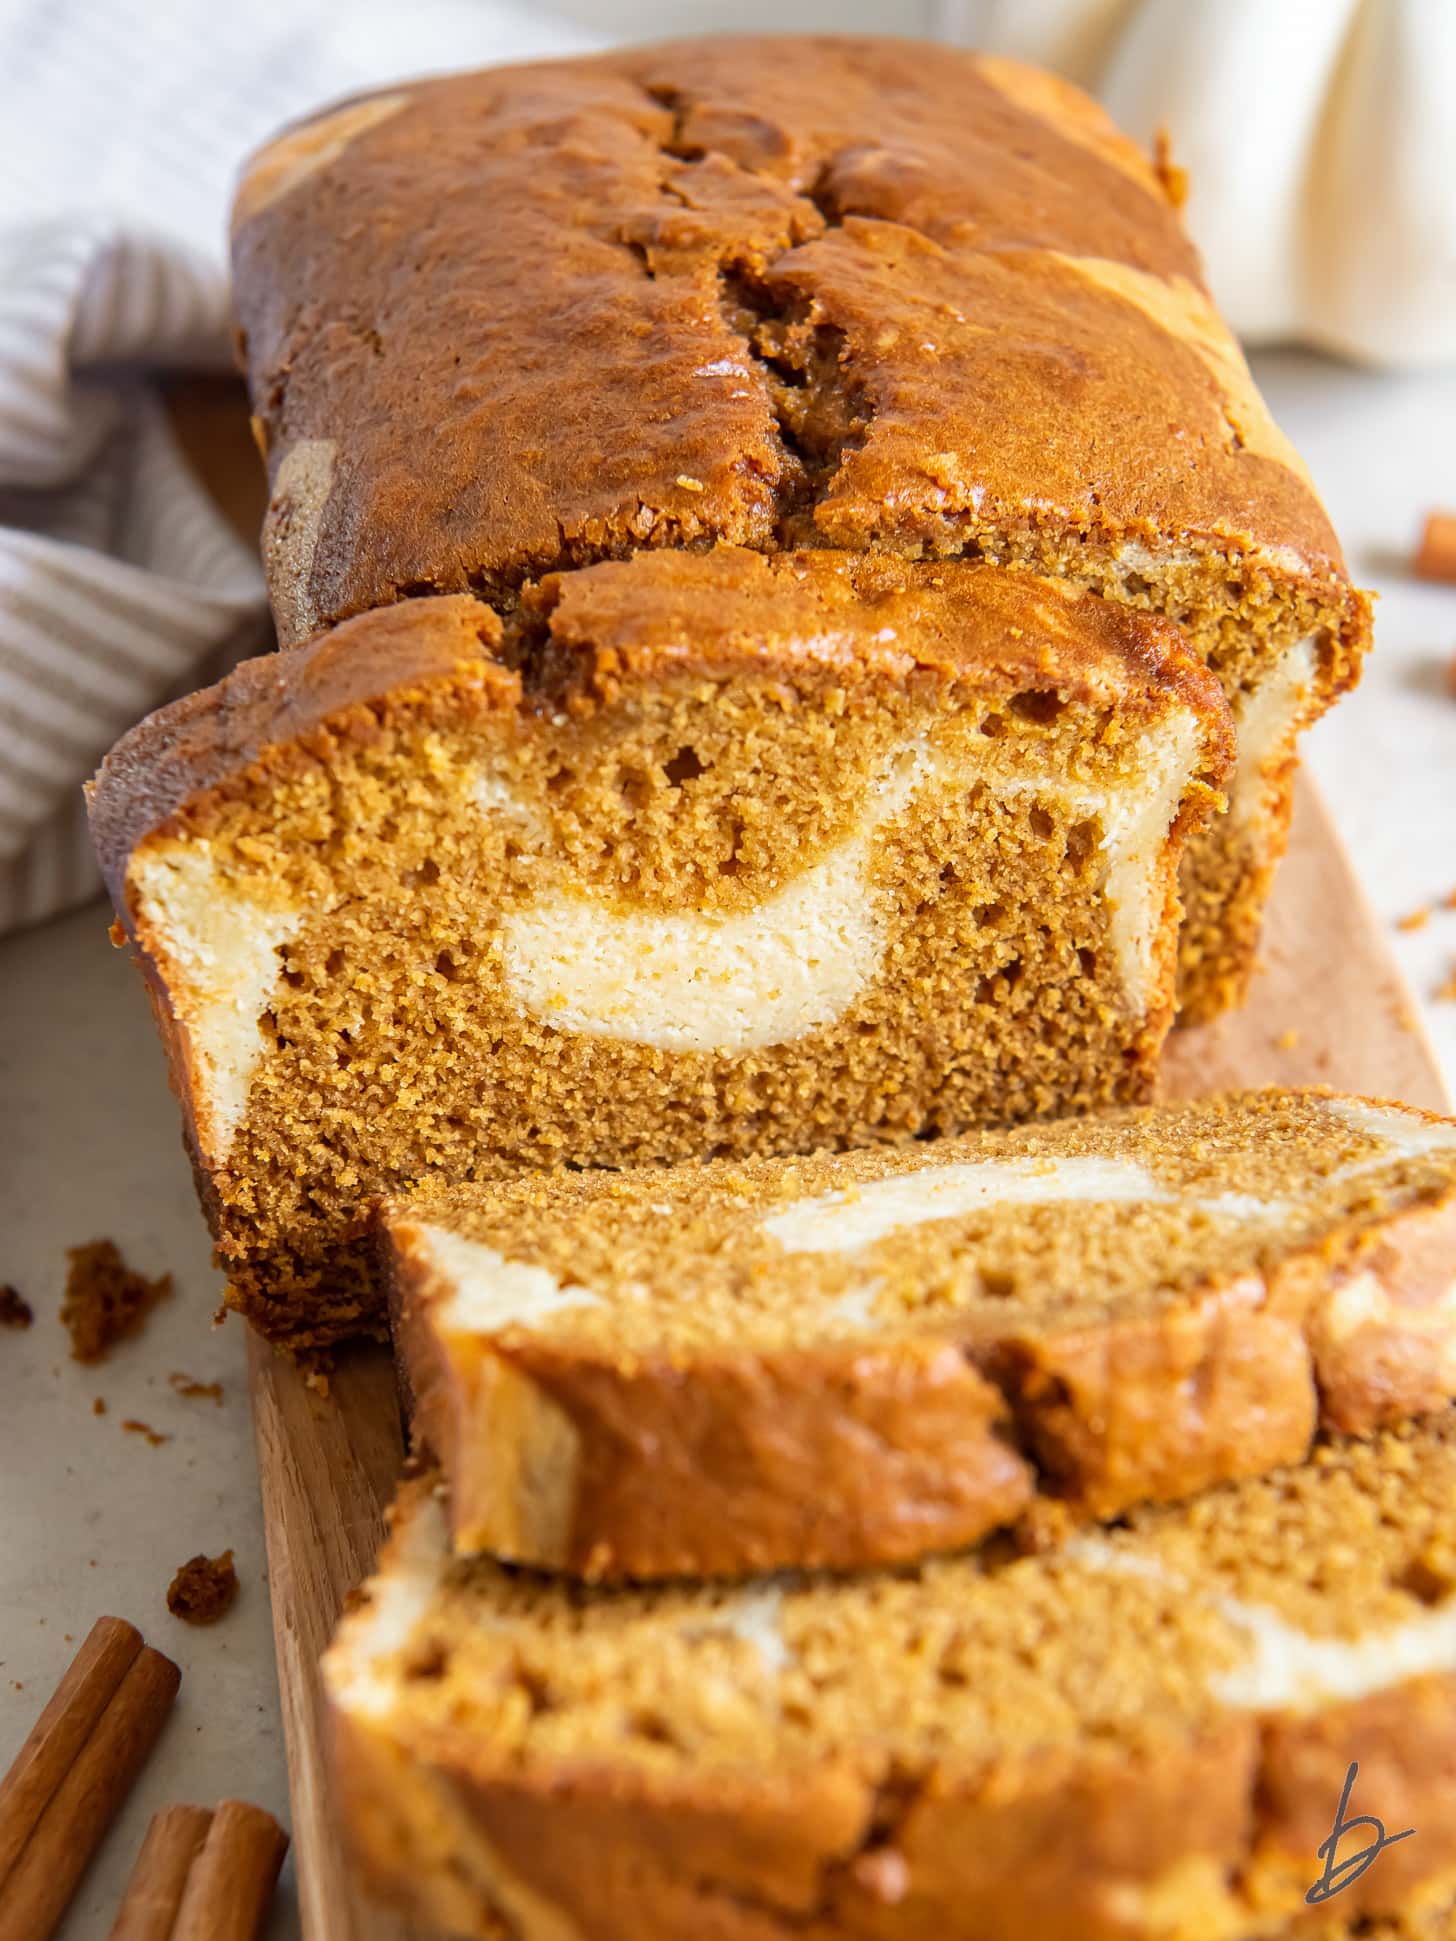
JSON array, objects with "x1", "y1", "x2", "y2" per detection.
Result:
[{"x1": 247, "y1": 778, "x2": 1451, "y2": 1941}]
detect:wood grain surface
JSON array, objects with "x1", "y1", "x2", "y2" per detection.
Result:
[{"x1": 248, "y1": 778, "x2": 1451, "y2": 1941}]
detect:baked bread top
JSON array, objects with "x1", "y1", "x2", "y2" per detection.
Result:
[
  {"x1": 230, "y1": 37, "x2": 1353, "y2": 648},
  {"x1": 387, "y1": 1089, "x2": 1456, "y2": 1577},
  {"x1": 325, "y1": 1417, "x2": 1456, "y2": 1939}
]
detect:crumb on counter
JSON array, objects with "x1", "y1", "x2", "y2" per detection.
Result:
[
  {"x1": 1415, "y1": 510, "x2": 1456, "y2": 582},
  {"x1": 1438, "y1": 969, "x2": 1456, "y2": 1004},
  {"x1": 0, "y1": 1284, "x2": 33, "y2": 1329},
  {"x1": 122, "y1": 1418, "x2": 172, "y2": 1447},
  {"x1": 62, "y1": 1241, "x2": 172, "y2": 1363},
  {"x1": 167, "y1": 1550, "x2": 239, "y2": 1625},
  {"x1": 1276, "y1": 1028, "x2": 1299, "y2": 1051},
  {"x1": 169, "y1": 1371, "x2": 224, "y2": 1404},
  {"x1": 1151, "y1": 126, "x2": 1188, "y2": 208},
  {"x1": 1397, "y1": 907, "x2": 1431, "y2": 933},
  {"x1": 92, "y1": 1397, "x2": 106, "y2": 1416}
]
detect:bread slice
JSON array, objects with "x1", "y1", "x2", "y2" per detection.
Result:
[
  {"x1": 230, "y1": 38, "x2": 1371, "y2": 1021},
  {"x1": 387, "y1": 1090, "x2": 1456, "y2": 1579},
  {"x1": 89, "y1": 555, "x2": 1229, "y2": 1356},
  {"x1": 324, "y1": 1416, "x2": 1456, "y2": 1941}
]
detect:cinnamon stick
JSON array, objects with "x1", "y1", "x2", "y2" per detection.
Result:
[
  {"x1": 107, "y1": 1804, "x2": 214, "y2": 1941},
  {"x1": 0, "y1": 1644, "x2": 180, "y2": 1941},
  {"x1": 171, "y1": 1800, "x2": 288, "y2": 1941},
  {"x1": 0, "y1": 1617, "x2": 143, "y2": 1887}
]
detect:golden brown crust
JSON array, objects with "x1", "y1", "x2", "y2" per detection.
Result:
[
  {"x1": 332, "y1": 1682, "x2": 1456, "y2": 1941},
  {"x1": 1308, "y1": 1197, "x2": 1456, "y2": 1436},
  {"x1": 230, "y1": 38, "x2": 1349, "y2": 642},
  {"x1": 392, "y1": 1241, "x2": 1034, "y2": 1576},
  {"x1": 86, "y1": 594, "x2": 509, "y2": 912},
  {"x1": 388, "y1": 1116, "x2": 1456, "y2": 1579}
]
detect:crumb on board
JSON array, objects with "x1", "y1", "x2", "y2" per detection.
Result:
[
  {"x1": 62, "y1": 1241, "x2": 171, "y2": 1363},
  {"x1": 1013, "y1": 1496, "x2": 1076, "y2": 1556},
  {"x1": 1438, "y1": 969, "x2": 1456, "y2": 1004},
  {"x1": 122, "y1": 1418, "x2": 172, "y2": 1447},
  {"x1": 1276, "y1": 1028, "x2": 1300, "y2": 1051},
  {"x1": 0, "y1": 1285, "x2": 33, "y2": 1329},
  {"x1": 167, "y1": 1550, "x2": 239, "y2": 1625},
  {"x1": 92, "y1": 1397, "x2": 106, "y2": 1416},
  {"x1": 168, "y1": 1372, "x2": 224, "y2": 1404},
  {"x1": 1398, "y1": 907, "x2": 1432, "y2": 933}
]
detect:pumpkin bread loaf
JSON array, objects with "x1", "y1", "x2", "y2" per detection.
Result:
[
  {"x1": 230, "y1": 36, "x2": 1371, "y2": 1021},
  {"x1": 324, "y1": 1414, "x2": 1456, "y2": 1941},
  {"x1": 89, "y1": 560, "x2": 1228, "y2": 1354},
  {"x1": 388, "y1": 1090, "x2": 1456, "y2": 1579}
]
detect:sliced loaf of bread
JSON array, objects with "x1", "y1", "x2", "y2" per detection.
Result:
[
  {"x1": 325, "y1": 1415, "x2": 1456, "y2": 1941},
  {"x1": 230, "y1": 38, "x2": 1373, "y2": 1021},
  {"x1": 88, "y1": 557, "x2": 1229, "y2": 1356},
  {"x1": 386, "y1": 1090, "x2": 1456, "y2": 1578}
]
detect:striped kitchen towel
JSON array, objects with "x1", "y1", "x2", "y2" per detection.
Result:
[{"x1": 0, "y1": 0, "x2": 595, "y2": 936}]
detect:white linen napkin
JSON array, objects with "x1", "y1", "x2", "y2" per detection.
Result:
[{"x1": 0, "y1": 0, "x2": 596, "y2": 934}]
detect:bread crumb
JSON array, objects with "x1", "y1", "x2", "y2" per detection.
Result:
[
  {"x1": 62, "y1": 1241, "x2": 171, "y2": 1363},
  {"x1": 1415, "y1": 510, "x2": 1456, "y2": 583},
  {"x1": 1276, "y1": 1028, "x2": 1299, "y2": 1051},
  {"x1": 121, "y1": 1418, "x2": 172, "y2": 1447},
  {"x1": 1012, "y1": 1497, "x2": 1075, "y2": 1556},
  {"x1": 0, "y1": 1284, "x2": 33, "y2": 1329},
  {"x1": 167, "y1": 1551, "x2": 239, "y2": 1625},
  {"x1": 168, "y1": 1371, "x2": 224, "y2": 1404},
  {"x1": 92, "y1": 1396, "x2": 107, "y2": 1416},
  {"x1": 1397, "y1": 907, "x2": 1431, "y2": 933},
  {"x1": 1152, "y1": 126, "x2": 1189, "y2": 208},
  {"x1": 1437, "y1": 969, "x2": 1456, "y2": 1004}
]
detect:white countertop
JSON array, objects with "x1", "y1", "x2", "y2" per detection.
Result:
[{"x1": 1, "y1": 347, "x2": 1454, "y2": 1940}]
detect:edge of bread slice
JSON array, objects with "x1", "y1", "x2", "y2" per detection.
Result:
[
  {"x1": 324, "y1": 1415, "x2": 1456, "y2": 1941},
  {"x1": 385, "y1": 1089, "x2": 1456, "y2": 1578}
]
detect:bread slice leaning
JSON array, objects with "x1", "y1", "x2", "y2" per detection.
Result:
[
  {"x1": 385, "y1": 1090, "x2": 1456, "y2": 1579},
  {"x1": 324, "y1": 1416, "x2": 1456, "y2": 1941},
  {"x1": 88, "y1": 554, "x2": 1229, "y2": 1356}
]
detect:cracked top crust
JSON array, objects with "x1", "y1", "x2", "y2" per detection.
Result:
[{"x1": 232, "y1": 36, "x2": 1349, "y2": 648}]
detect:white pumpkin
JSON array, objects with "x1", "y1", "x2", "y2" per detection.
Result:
[{"x1": 943, "y1": 0, "x2": 1456, "y2": 367}]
